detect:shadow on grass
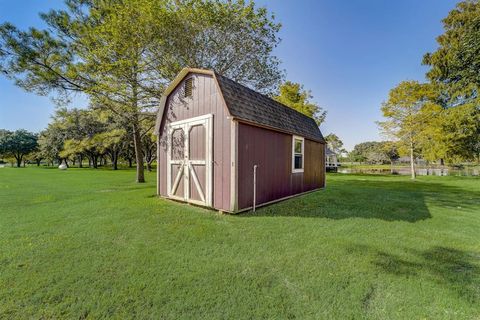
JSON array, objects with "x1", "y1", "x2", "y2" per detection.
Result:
[
  {"x1": 362, "y1": 245, "x2": 480, "y2": 304},
  {"x1": 240, "y1": 177, "x2": 480, "y2": 222}
]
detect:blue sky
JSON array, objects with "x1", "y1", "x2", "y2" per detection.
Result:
[{"x1": 0, "y1": 0, "x2": 458, "y2": 150}]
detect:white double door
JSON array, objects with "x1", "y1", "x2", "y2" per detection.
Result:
[{"x1": 167, "y1": 114, "x2": 213, "y2": 207}]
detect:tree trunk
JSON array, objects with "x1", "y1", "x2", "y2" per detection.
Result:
[
  {"x1": 146, "y1": 161, "x2": 152, "y2": 172},
  {"x1": 128, "y1": 158, "x2": 133, "y2": 168},
  {"x1": 410, "y1": 142, "x2": 416, "y2": 180},
  {"x1": 36, "y1": 159, "x2": 41, "y2": 166},
  {"x1": 132, "y1": 123, "x2": 145, "y2": 183},
  {"x1": 79, "y1": 154, "x2": 83, "y2": 168},
  {"x1": 111, "y1": 152, "x2": 118, "y2": 170},
  {"x1": 15, "y1": 155, "x2": 22, "y2": 168}
]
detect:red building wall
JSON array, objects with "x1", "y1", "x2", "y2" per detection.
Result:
[{"x1": 236, "y1": 122, "x2": 325, "y2": 210}]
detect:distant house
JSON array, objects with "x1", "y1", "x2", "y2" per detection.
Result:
[
  {"x1": 154, "y1": 68, "x2": 326, "y2": 213},
  {"x1": 326, "y1": 147, "x2": 339, "y2": 171}
]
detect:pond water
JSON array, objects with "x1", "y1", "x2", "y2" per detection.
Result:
[{"x1": 338, "y1": 167, "x2": 480, "y2": 176}]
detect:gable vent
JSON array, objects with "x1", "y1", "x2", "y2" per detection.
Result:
[{"x1": 184, "y1": 77, "x2": 193, "y2": 98}]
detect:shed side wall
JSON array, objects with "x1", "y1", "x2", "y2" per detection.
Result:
[
  {"x1": 158, "y1": 73, "x2": 231, "y2": 211},
  {"x1": 237, "y1": 122, "x2": 325, "y2": 210}
]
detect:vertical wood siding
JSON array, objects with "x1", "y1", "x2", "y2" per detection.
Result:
[
  {"x1": 237, "y1": 123, "x2": 325, "y2": 210},
  {"x1": 158, "y1": 73, "x2": 231, "y2": 211}
]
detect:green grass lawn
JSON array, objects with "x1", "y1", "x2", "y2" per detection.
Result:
[{"x1": 1, "y1": 168, "x2": 479, "y2": 319}]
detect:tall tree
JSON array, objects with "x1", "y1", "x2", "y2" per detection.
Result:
[
  {"x1": 423, "y1": 0, "x2": 480, "y2": 98},
  {"x1": 0, "y1": 130, "x2": 38, "y2": 167},
  {"x1": 0, "y1": 0, "x2": 283, "y2": 182},
  {"x1": 171, "y1": 0, "x2": 283, "y2": 93},
  {"x1": 378, "y1": 81, "x2": 439, "y2": 179},
  {"x1": 423, "y1": 0, "x2": 480, "y2": 163},
  {"x1": 274, "y1": 81, "x2": 326, "y2": 125},
  {"x1": 324, "y1": 134, "x2": 345, "y2": 155}
]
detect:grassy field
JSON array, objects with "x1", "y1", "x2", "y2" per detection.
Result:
[{"x1": 0, "y1": 168, "x2": 479, "y2": 319}]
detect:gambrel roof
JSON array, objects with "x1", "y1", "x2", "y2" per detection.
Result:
[{"x1": 155, "y1": 68, "x2": 325, "y2": 142}]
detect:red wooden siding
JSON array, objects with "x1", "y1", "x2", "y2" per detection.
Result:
[
  {"x1": 157, "y1": 73, "x2": 231, "y2": 211},
  {"x1": 237, "y1": 122, "x2": 325, "y2": 210}
]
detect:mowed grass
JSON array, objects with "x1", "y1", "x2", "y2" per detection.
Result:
[{"x1": 0, "y1": 168, "x2": 479, "y2": 319}]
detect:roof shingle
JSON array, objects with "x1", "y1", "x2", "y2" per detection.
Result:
[{"x1": 215, "y1": 73, "x2": 324, "y2": 142}]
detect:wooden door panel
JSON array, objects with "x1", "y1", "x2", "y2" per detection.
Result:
[
  {"x1": 189, "y1": 164, "x2": 206, "y2": 202},
  {"x1": 188, "y1": 125, "x2": 206, "y2": 160},
  {"x1": 167, "y1": 114, "x2": 212, "y2": 207},
  {"x1": 170, "y1": 164, "x2": 184, "y2": 198}
]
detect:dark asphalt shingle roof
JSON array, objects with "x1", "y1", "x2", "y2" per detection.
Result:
[{"x1": 215, "y1": 73, "x2": 325, "y2": 142}]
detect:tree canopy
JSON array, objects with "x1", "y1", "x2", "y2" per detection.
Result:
[
  {"x1": 324, "y1": 134, "x2": 346, "y2": 155},
  {"x1": 0, "y1": 0, "x2": 283, "y2": 181},
  {"x1": 274, "y1": 81, "x2": 326, "y2": 126},
  {"x1": 0, "y1": 130, "x2": 38, "y2": 167},
  {"x1": 378, "y1": 81, "x2": 440, "y2": 178},
  {"x1": 377, "y1": 0, "x2": 480, "y2": 171},
  {"x1": 423, "y1": 0, "x2": 480, "y2": 98},
  {"x1": 349, "y1": 141, "x2": 399, "y2": 164},
  {"x1": 422, "y1": 0, "x2": 480, "y2": 163}
]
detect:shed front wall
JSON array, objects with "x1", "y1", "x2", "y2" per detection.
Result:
[
  {"x1": 157, "y1": 73, "x2": 231, "y2": 211},
  {"x1": 237, "y1": 122, "x2": 325, "y2": 210}
]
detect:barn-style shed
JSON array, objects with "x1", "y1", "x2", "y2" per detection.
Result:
[{"x1": 155, "y1": 68, "x2": 326, "y2": 213}]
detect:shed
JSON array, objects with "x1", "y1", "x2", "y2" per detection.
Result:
[{"x1": 155, "y1": 68, "x2": 326, "y2": 213}]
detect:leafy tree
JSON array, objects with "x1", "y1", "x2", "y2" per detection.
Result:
[
  {"x1": 171, "y1": 0, "x2": 283, "y2": 93},
  {"x1": 423, "y1": 0, "x2": 480, "y2": 163},
  {"x1": 380, "y1": 141, "x2": 400, "y2": 164},
  {"x1": 0, "y1": 129, "x2": 10, "y2": 158},
  {"x1": 58, "y1": 109, "x2": 107, "y2": 168},
  {"x1": 38, "y1": 125, "x2": 66, "y2": 166},
  {"x1": 423, "y1": 0, "x2": 480, "y2": 98},
  {"x1": 60, "y1": 139, "x2": 83, "y2": 166},
  {"x1": 415, "y1": 102, "x2": 449, "y2": 164},
  {"x1": 0, "y1": 0, "x2": 283, "y2": 182},
  {"x1": 324, "y1": 134, "x2": 346, "y2": 156},
  {"x1": 0, "y1": 130, "x2": 38, "y2": 167},
  {"x1": 95, "y1": 129, "x2": 127, "y2": 170},
  {"x1": 442, "y1": 104, "x2": 480, "y2": 163},
  {"x1": 26, "y1": 150, "x2": 44, "y2": 166},
  {"x1": 378, "y1": 81, "x2": 439, "y2": 179},
  {"x1": 123, "y1": 140, "x2": 136, "y2": 168},
  {"x1": 274, "y1": 81, "x2": 326, "y2": 125},
  {"x1": 142, "y1": 127, "x2": 157, "y2": 172},
  {"x1": 349, "y1": 141, "x2": 391, "y2": 164}
]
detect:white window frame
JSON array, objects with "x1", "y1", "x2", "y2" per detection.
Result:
[{"x1": 292, "y1": 135, "x2": 304, "y2": 173}]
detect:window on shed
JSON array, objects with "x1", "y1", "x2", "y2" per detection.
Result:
[
  {"x1": 292, "y1": 136, "x2": 304, "y2": 173},
  {"x1": 184, "y1": 77, "x2": 193, "y2": 98}
]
